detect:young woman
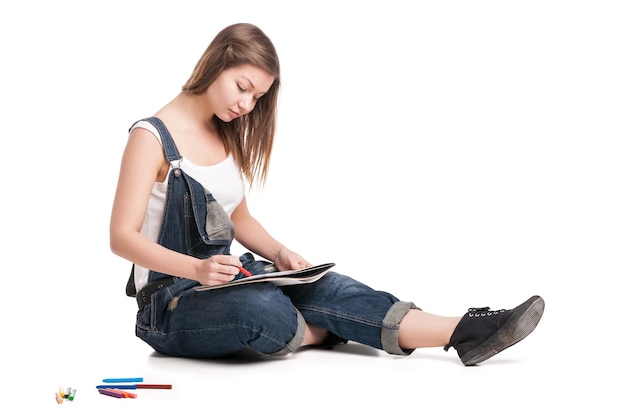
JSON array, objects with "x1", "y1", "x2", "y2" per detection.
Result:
[{"x1": 109, "y1": 22, "x2": 544, "y2": 365}]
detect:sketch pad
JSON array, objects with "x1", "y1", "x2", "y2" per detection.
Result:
[{"x1": 194, "y1": 263, "x2": 335, "y2": 291}]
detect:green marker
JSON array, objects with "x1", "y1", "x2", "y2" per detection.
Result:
[{"x1": 69, "y1": 388, "x2": 76, "y2": 401}]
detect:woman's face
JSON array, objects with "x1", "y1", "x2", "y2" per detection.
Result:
[{"x1": 207, "y1": 64, "x2": 275, "y2": 122}]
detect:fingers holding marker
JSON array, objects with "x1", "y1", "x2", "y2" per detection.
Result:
[
  {"x1": 218, "y1": 254, "x2": 252, "y2": 276},
  {"x1": 236, "y1": 265, "x2": 252, "y2": 276},
  {"x1": 218, "y1": 254, "x2": 239, "y2": 275}
]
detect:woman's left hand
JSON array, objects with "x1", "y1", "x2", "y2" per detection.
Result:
[{"x1": 274, "y1": 247, "x2": 312, "y2": 271}]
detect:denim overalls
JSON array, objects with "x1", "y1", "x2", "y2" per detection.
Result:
[{"x1": 131, "y1": 117, "x2": 418, "y2": 358}]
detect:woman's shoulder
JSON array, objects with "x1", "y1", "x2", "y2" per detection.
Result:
[{"x1": 129, "y1": 118, "x2": 163, "y2": 145}]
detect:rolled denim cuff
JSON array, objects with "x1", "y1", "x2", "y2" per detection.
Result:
[
  {"x1": 381, "y1": 301, "x2": 420, "y2": 355},
  {"x1": 269, "y1": 310, "x2": 306, "y2": 356}
]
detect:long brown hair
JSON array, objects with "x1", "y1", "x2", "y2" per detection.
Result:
[{"x1": 182, "y1": 23, "x2": 280, "y2": 187}]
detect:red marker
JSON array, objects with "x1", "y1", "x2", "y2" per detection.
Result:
[
  {"x1": 136, "y1": 384, "x2": 173, "y2": 389},
  {"x1": 220, "y1": 254, "x2": 252, "y2": 276},
  {"x1": 237, "y1": 266, "x2": 252, "y2": 277}
]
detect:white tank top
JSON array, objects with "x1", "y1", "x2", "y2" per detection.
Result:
[{"x1": 130, "y1": 120, "x2": 245, "y2": 290}]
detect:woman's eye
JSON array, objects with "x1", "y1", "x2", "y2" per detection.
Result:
[{"x1": 237, "y1": 84, "x2": 246, "y2": 92}]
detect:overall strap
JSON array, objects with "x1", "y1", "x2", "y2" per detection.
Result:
[
  {"x1": 137, "y1": 117, "x2": 182, "y2": 164},
  {"x1": 125, "y1": 116, "x2": 182, "y2": 298},
  {"x1": 125, "y1": 116, "x2": 234, "y2": 300}
]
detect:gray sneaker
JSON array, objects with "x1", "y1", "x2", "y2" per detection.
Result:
[{"x1": 444, "y1": 295, "x2": 545, "y2": 366}]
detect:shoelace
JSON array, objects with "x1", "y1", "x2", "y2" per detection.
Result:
[{"x1": 467, "y1": 307, "x2": 505, "y2": 317}]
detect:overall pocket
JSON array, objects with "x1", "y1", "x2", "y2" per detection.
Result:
[{"x1": 182, "y1": 171, "x2": 235, "y2": 257}]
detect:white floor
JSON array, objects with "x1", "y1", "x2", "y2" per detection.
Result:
[
  {"x1": 16, "y1": 272, "x2": 622, "y2": 416},
  {"x1": 3, "y1": 1, "x2": 624, "y2": 416}
]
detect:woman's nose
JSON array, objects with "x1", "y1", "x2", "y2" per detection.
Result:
[{"x1": 239, "y1": 96, "x2": 254, "y2": 113}]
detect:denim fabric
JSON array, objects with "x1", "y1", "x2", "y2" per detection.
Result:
[{"x1": 133, "y1": 117, "x2": 418, "y2": 358}]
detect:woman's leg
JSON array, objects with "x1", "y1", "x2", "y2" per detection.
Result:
[
  {"x1": 282, "y1": 271, "x2": 412, "y2": 354},
  {"x1": 302, "y1": 323, "x2": 328, "y2": 346},
  {"x1": 284, "y1": 271, "x2": 544, "y2": 365},
  {"x1": 399, "y1": 295, "x2": 545, "y2": 365},
  {"x1": 136, "y1": 281, "x2": 307, "y2": 358},
  {"x1": 398, "y1": 310, "x2": 461, "y2": 348}
]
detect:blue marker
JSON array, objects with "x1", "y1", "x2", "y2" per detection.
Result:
[{"x1": 102, "y1": 377, "x2": 143, "y2": 383}]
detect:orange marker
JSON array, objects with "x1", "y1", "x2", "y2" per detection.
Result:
[{"x1": 108, "y1": 388, "x2": 137, "y2": 398}]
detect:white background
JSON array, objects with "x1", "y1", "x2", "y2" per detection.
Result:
[{"x1": 1, "y1": 1, "x2": 624, "y2": 415}]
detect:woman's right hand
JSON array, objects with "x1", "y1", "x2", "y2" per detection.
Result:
[{"x1": 195, "y1": 254, "x2": 243, "y2": 286}]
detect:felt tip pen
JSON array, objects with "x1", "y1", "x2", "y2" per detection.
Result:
[
  {"x1": 237, "y1": 266, "x2": 252, "y2": 277},
  {"x1": 96, "y1": 384, "x2": 173, "y2": 389},
  {"x1": 98, "y1": 389, "x2": 124, "y2": 398},
  {"x1": 102, "y1": 377, "x2": 143, "y2": 383},
  {"x1": 136, "y1": 384, "x2": 173, "y2": 389},
  {"x1": 108, "y1": 388, "x2": 137, "y2": 398}
]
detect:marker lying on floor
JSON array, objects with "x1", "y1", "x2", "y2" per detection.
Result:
[
  {"x1": 98, "y1": 389, "x2": 124, "y2": 398},
  {"x1": 102, "y1": 378, "x2": 143, "y2": 383},
  {"x1": 96, "y1": 384, "x2": 173, "y2": 390},
  {"x1": 107, "y1": 388, "x2": 137, "y2": 398}
]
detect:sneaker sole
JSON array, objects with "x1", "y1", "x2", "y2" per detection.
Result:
[{"x1": 461, "y1": 295, "x2": 545, "y2": 366}]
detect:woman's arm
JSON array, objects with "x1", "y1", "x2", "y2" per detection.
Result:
[
  {"x1": 109, "y1": 128, "x2": 240, "y2": 286},
  {"x1": 231, "y1": 198, "x2": 312, "y2": 271}
]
